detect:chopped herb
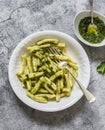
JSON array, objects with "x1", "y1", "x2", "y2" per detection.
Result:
[
  {"x1": 25, "y1": 74, "x2": 29, "y2": 80},
  {"x1": 43, "y1": 95, "x2": 48, "y2": 100},
  {"x1": 43, "y1": 70, "x2": 49, "y2": 77},
  {"x1": 47, "y1": 84, "x2": 52, "y2": 89},
  {"x1": 43, "y1": 48, "x2": 49, "y2": 53},
  {"x1": 46, "y1": 60, "x2": 50, "y2": 64},
  {"x1": 50, "y1": 67, "x2": 55, "y2": 75}
]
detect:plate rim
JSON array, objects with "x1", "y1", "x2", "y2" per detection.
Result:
[{"x1": 8, "y1": 30, "x2": 90, "y2": 112}]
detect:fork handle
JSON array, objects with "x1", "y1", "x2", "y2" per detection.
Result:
[
  {"x1": 66, "y1": 66, "x2": 96, "y2": 103},
  {"x1": 89, "y1": 0, "x2": 94, "y2": 24}
]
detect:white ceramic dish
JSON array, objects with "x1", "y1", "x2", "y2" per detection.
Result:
[
  {"x1": 8, "y1": 30, "x2": 90, "y2": 112},
  {"x1": 74, "y1": 10, "x2": 105, "y2": 47}
]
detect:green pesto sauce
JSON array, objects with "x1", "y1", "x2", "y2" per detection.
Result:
[{"x1": 79, "y1": 17, "x2": 105, "y2": 44}]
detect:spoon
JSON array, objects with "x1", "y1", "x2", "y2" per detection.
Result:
[{"x1": 88, "y1": 0, "x2": 98, "y2": 35}]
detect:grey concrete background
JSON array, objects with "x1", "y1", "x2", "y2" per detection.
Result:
[{"x1": 0, "y1": 0, "x2": 105, "y2": 130}]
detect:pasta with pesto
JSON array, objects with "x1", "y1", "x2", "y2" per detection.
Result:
[{"x1": 16, "y1": 38, "x2": 78, "y2": 103}]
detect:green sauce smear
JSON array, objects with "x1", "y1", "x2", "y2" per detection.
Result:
[{"x1": 79, "y1": 17, "x2": 105, "y2": 43}]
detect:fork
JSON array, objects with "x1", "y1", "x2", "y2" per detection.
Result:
[{"x1": 49, "y1": 46, "x2": 96, "y2": 103}]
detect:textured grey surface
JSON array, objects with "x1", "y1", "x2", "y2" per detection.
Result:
[{"x1": 0, "y1": 0, "x2": 105, "y2": 130}]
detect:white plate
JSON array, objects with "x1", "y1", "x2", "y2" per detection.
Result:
[{"x1": 8, "y1": 30, "x2": 90, "y2": 112}]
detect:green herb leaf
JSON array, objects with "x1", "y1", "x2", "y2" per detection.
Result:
[{"x1": 97, "y1": 62, "x2": 105, "y2": 74}]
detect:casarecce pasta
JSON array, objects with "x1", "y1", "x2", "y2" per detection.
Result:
[{"x1": 16, "y1": 38, "x2": 78, "y2": 103}]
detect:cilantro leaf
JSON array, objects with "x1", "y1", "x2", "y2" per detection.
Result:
[{"x1": 97, "y1": 62, "x2": 105, "y2": 74}]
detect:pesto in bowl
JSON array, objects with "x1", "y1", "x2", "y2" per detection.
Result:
[{"x1": 79, "y1": 17, "x2": 105, "y2": 44}]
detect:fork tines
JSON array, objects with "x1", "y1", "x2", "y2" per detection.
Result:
[{"x1": 49, "y1": 46, "x2": 61, "y2": 55}]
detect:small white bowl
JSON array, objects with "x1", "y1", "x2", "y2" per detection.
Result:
[{"x1": 74, "y1": 10, "x2": 105, "y2": 47}]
